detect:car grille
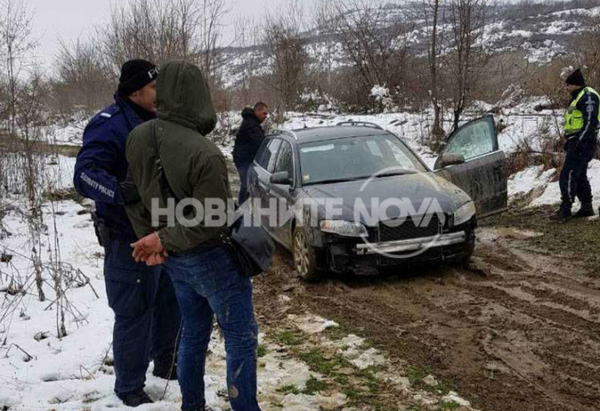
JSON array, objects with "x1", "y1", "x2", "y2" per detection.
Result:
[{"x1": 377, "y1": 214, "x2": 442, "y2": 243}]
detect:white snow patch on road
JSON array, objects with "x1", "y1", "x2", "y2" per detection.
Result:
[
  {"x1": 443, "y1": 391, "x2": 472, "y2": 407},
  {"x1": 288, "y1": 314, "x2": 339, "y2": 334},
  {"x1": 349, "y1": 348, "x2": 387, "y2": 370}
]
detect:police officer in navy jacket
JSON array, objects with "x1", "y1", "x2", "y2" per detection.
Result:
[{"x1": 74, "y1": 60, "x2": 181, "y2": 407}]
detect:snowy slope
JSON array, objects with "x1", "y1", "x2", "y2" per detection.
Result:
[{"x1": 220, "y1": 1, "x2": 600, "y2": 88}]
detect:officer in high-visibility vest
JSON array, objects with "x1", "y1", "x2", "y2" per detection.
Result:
[{"x1": 556, "y1": 68, "x2": 599, "y2": 220}]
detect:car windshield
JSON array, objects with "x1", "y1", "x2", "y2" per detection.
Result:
[{"x1": 299, "y1": 134, "x2": 428, "y2": 186}]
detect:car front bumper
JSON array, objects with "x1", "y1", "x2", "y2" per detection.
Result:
[
  {"x1": 355, "y1": 231, "x2": 466, "y2": 255},
  {"x1": 321, "y1": 218, "x2": 476, "y2": 275}
]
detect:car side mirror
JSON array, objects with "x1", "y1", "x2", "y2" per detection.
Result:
[
  {"x1": 270, "y1": 171, "x2": 292, "y2": 186},
  {"x1": 438, "y1": 153, "x2": 466, "y2": 168}
]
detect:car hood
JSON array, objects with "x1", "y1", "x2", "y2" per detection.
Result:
[{"x1": 301, "y1": 172, "x2": 471, "y2": 225}]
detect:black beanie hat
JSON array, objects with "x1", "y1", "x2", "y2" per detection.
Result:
[
  {"x1": 118, "y1": 59, "x2": 158, "y2": 96},
  {"x1": 565, "y1": 68, "x2": 586, "y2": 87}
]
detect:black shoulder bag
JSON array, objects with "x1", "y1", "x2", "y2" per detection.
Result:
[{"x1": 150, "y1": 122, "x2": 274, "y2": 277}]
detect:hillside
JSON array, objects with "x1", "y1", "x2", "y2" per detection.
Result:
[{"x1": 219, "y1": 0, "x2": 600, "y2": 88}]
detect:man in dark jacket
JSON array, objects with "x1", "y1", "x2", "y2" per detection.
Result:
[
  {"x1": 232, "y1": 102, "x2": 269, "y2": 204},
  {"x1": 125, "y1": 60, "x2": 261, "y2": 411},
  {"x1": 556, "y1": 68, "x2": 600, "y2": 220},
  {"x1": 73, "y1": 60, "x2": 181, "y2": 406}
]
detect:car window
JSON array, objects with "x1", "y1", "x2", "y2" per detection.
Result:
[
  {"x1": 254, "y1": 139, "x2": 269, "y2": 167},
  {"x1": 383, "y1": 139, "x2": 415, "y2": 166},
  {"x1": 256, "y1": 138, "x2": 282, "y2": 172},
  {"x1": 274, "y1": 141, "x2": 294, "y2": 179},
  {"x1": 444, "y1": 119, "x2": 495, "y2": 160},
  {"x1": 366, "y1": 140, "x2": 383, "y2": 158},
  {"x1": 299, "y1": 134, "x2": 427, "y2": 185}
]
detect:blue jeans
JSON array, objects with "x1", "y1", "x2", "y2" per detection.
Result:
[
  {"x1": 236, "y1": 162, "x2": 250, "y2": 205},
  {"x1": 104, "y1": 237, "x2": 181, "y2": 396},
  {"x1": 165, "y1": 246, "x2": 260, "y2": 411}
]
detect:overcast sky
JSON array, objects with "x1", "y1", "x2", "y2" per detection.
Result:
[
  {"x1": 28, "y1": 0, "x2": 320, "y2": 70},
  {"x1": 27, "y1": 0, "x2": 563, "y2": 71}
]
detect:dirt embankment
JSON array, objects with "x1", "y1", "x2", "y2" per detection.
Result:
[{"x1": 253, "y1": 208, "x2": 600, "y2": 411}]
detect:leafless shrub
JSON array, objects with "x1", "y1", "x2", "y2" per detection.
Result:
[
  {"x1": 0, "y1": 0, "x2": 38, "y2": 135},
  {"x1": 101, "y1": 0, "x2": 230, "y2": 84},
  {"x1": 262, "y1": 0, "x2": 308, "y2": 111},
  {"x1": 318, "y1": 0, "x2": 411, "y2": 111},
  {"x1": 49, "y1": 39, "x2": 115, "y2": 117}
]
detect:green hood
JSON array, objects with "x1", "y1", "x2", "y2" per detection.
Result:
[{"x1": 156, "y1": 60, "x2": 217, "y2": 135}]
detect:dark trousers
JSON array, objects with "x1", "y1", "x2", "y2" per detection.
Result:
[
  {"x1": 104, "y1": 237, "x2": 181, "y2": 396},
  {"x1": 235, "y1": 161, "x2": 250, "y2": 205},
  {"x1": 165, "y1": 246, "x2": 260, "y2": 411},
  {"x1": 560, "y1": 141, "x2": 595, "y2": 204}
]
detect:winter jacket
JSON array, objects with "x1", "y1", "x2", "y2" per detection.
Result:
[
  {"x1": 125, "y1": 60, "x2": 230, "y2": 254},
  {"x1": 566, "y1": 87, "x2": 600, "y2": 141},
  {"x1": 73, "y1": 94, "x2": 152, "y2": 237},
  {"x1": 564, "y1": 87, "x2": 600, "y2": 157},
  {"x1": 232, "y1": 107, "x2": 265, "y2": 166}
]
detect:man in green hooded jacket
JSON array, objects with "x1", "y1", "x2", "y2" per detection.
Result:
[{"x1": 125, "y1": 60, "x2": 261, "y2": 411}]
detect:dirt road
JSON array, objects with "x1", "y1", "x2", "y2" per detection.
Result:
[{"x1": 253, "y1": 210, "x2": 600, "y2": 411}]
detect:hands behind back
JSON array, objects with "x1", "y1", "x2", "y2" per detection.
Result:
[{"x1": 131, "y1": 232, "x2": 168, "y2": 266}]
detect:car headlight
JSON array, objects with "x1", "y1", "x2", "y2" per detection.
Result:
[
  {"x1": 320, "y1": 220, "x2": 368, "y2": 237},
  {"x1": 454, "y1": 201, "x2": 476, "y2": 226}
]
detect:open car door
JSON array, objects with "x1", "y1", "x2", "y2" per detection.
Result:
[{"x1": 434, "y1": 115, "x2": 508, "y2": 218}]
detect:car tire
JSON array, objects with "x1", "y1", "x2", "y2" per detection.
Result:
[
  {"x1": 459, "y1": 236, "x2": 475, "y2": 267},
  {"x1": 293, "y1": 227, "x2": 321, "y2": 282}
]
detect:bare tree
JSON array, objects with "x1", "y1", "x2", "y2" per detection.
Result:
[
  {"x1": 194, "y1": 0, "x2": 231, "y2": 84},
  {"x1": 51, "y1": 38, "x2": 115, "y2": 116},
  {"x1": 262, "y1": 0, "x2": 308, "y2": 111},
  {"x1": 447, "y1": 0, "x2": 491, "y2": 132},
  {"x1": 232, "y1": 16, "x2": 261, "y2": 104},
  {"x1": 0, "y1": 0, "x2": 37, "y2": 134},
  {"x1": 321, "y1": 0, "x2": 411, "y2": 106},
  {"x1": 314, "y1": 1, "x2": 341, "y2": 91},
  {"x1": 101, "y1": 0, "x2": 230, "y2": 84},
  {"x1": 418, "y1": 0, "x2": 446, "y2": 145}
]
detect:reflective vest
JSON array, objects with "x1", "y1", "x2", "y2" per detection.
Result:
[{"x1": 564, "y1": 87, "x2": 600, "y2": 135}]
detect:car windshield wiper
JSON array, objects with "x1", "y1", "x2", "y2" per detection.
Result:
[
  {"x1": 305, "y1": 175, "x2": 371, "y2": 185},
  {"x1": 375, "y1": 169, "x2": 418, "y2": 178}
]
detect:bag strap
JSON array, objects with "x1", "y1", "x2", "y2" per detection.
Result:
[
  {"x1": 151, "y1": 121, "x2": 181, "y2": 204},
  {"x1": 151, "y1": 121, "x2": 230, "y2": 244}
]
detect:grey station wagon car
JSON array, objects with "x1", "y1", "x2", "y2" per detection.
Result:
[{"x1": 247, "y1": 116, "x2": 507, "y2": 281}]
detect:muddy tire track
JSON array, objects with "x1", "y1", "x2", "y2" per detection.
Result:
[{"x1": 254, "y1": 227, "x2": 600, "y2": 411}]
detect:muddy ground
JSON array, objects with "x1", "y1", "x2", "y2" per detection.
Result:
[{"x1": 252, "y1": 207, "x2": 600, "y2": 411}]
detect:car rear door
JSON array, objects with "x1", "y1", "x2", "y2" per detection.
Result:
[{"x1": 434, "y1": 115, "x2": 508, "y2": 218}]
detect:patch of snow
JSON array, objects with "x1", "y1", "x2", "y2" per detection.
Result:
[
  {"x1": 349, "y1": 348, "x2": 387, "y2": 370},
  {"x1": 288, "y1": 314, "x2": 339, "y2": 334},
  {"x1": 508, "y1": 166, "x2": 555, "y2": 198},
  {"x1": 508, "y1": 160, "x2": 600, "y2": 210},
  {"x1": 423, "y1": 374, "x2": 438, "y2": 386},
  {"x1": 442, "y1": 391, "x2": 472, "y2": 407}
]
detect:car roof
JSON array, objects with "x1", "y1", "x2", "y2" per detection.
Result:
[{"x1": 269, "y1": 125, "x2": 391, "y2": 144}]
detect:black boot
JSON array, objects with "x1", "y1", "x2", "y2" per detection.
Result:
[
  {"x1": 574, "y1": 202, "x2": 595, "y2": 218},
  {"x1": 118, "y1": 389, "x2": 153, "y2": 407},
  {"x1": 153, "y1": 354, "x2": 177, "y2": 380},
  {"x1": 551, "y1": 202, "x2": 572, "y2": 221}
]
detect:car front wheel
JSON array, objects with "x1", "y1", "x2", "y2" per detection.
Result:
[{"x1": 293, "y1": 227, "x2": 321, "y2": 282}]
